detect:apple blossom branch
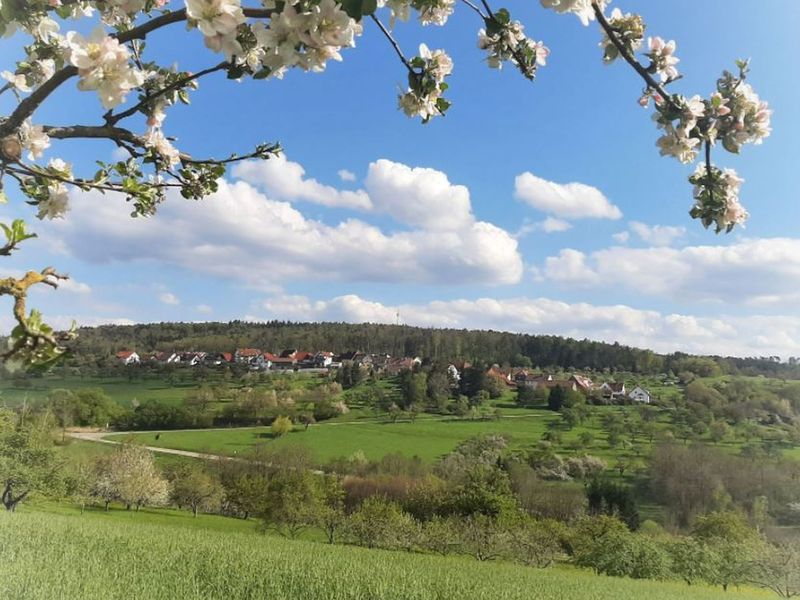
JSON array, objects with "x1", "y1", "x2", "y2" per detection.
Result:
[{"x1": 592, "y1": 3, "x2": 679, "y2": 112}]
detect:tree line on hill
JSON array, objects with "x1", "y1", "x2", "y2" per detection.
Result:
[
  {"x1": 54, "y1": 321, "x2": 800, "y2": 378},
  {"x1": 2, "y1": 407, "x2": 799, "y2": 597}
]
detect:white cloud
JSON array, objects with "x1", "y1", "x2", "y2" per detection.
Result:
[
  {"x1": 256, "y1": 293, "x2": 800, "y2": 358},
  {"x1": 3, "y1": 314, "x2": 137, "y2": 332},
  {"x1": 233, "y1": 155, "x2": 372, "y2": 210},
  {"x1": 158, "y1": 292, "x2": 180, "y2": 305},
  {"x1": 514, "y1": 172, "x2": 622, "y2": 220},
  {"x1": 59, "y1": 279, "x2": 92, "y2": 294},
  {"x1": 612, "y1": 231, "x2": 630, "y2": 243},
  {"x1": 195, "y1": 304, "x2": 213, "y2": 314},
  {"x1": 364, "y1": 159, "x2": 474, "y2": 231},
  {"x1": 46, "y1": 178, "x2": 522, "y2": 287},
  {"x1": 514, "y1": 217, "x2": 574, "y2": 239},
  {"x1": 338, "y1": 169, "x2": 356, "y2": 182},
  {"x1": 628, "y1": 221, "x2": 686, "y2": 247},
  {"x1": 540, "y1": 217, "x2": 573, "y2": 233},
  {"x1": 540, "y1": 238, "x2": 800, "y2": 305}
]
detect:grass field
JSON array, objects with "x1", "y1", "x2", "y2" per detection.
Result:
[
  {"x1": 108, "y1": 413, "x2": 560, "y2": 463},
  {"x1": 0, "y1": 374, "x2": 203, "y2": 407},
  {"x1": 0, "y1": 509, "x2": 771, "y2": 600}
]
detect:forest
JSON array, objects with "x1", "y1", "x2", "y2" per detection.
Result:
[{"x1": 60, "y1": 321, "x2": 798, "y2": 378}]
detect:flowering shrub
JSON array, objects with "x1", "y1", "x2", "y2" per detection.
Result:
[{"x1": 0, "y1": 0, "x2": 771, "y2": 366}]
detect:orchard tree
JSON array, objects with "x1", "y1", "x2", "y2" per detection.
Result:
[
  {"x1": 93, "y1": 443, "x2": 169, "y2": 510},
  {"x1": 169, "y1": 462, "x2": 223, "y2": 516},
  {"x1": 0, "y1": 408, "x2": 65, "y2": 511},
  {"x1": 0, "y1": 0, "x2": 771, "y2": 367}
]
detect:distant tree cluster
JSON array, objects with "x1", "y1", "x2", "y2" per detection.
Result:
[{"x1": 53, "y1": 321, "x2": 800, "y2": 379}]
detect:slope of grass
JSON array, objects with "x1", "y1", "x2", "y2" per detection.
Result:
[{"x1": 0, "y1": 510, "x2": 770, "y2": 600}]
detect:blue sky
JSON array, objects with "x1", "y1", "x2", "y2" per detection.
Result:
[{"x1": 2, "y1": 0, "x2": 799, "y2": 357}]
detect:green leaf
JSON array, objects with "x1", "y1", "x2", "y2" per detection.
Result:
[
  {"x1": 493, "y1": 8, "x2": 511, "y2": 25},
  {"x1": 361, "y1": 0, "x2": 378, "y2": 16}
]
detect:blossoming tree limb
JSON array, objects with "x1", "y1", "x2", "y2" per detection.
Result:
[{"x1": 0, "y1": 0, "x2": 771, "y2": 367}]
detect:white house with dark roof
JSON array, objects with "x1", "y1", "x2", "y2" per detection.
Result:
[{"x1": 629, "y1": 386, "x2": 653, "y2": 404}]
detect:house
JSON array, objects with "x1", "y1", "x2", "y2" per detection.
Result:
[
  {"x1": 116, "y1": 350, "x2": 140, "y2": 365},
  {"x1": 179, "y1": 351, "x2": 206, "y2": 366},
  {"x1": 384, "y1": 357, "x2": 421, "y2": 376},
  {"x1": 629, "y1": 386, "x2": 653, "y2": 404},
  {"x1": 150, "y1": 351, "x2": 178, "y2": 364},
  {"x1": 313, "y1": 351, "x2": 334, "y2": 368},
  {"x1": 235, "y1": 348, "x2": 262, "y2": 364},
  {"x1": 203, "y1": 352, "x2": 233, "y2": 366},
  {"x1": 447, "y1": 364, "x2": 461, "y2": 383},
  {"x1": 569, "y1": 374, "x2": 595, "y2": 395},
  {"x1": 486, "y1": 366, "x2": 513, "y2": 384},
  {"x1": 600, "y1": 382, "x2": 627, "y2": 400}
]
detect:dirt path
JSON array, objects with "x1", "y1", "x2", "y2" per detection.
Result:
[{"x1": 67, "y1": 430, "x2": 239, "y2": 461}]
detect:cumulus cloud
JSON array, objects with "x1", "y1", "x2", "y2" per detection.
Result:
[
  {"x1": 338, "y1": 169, "x2": 356, "y2": 182},
  {"x1": 514, "y1": 172, "x2": 622, "y2": 220},
  {"x1": 45, "y1": 178, "x2": 522, "y2": 288},
  {"x1": 364, "y1": 159, "x2": 474, "y2": 231},
  {"x1": 612, "y1": 231, "x2": 630, "y2": 243},
  {"x1": 541, "y1": 238, "x2": 800, "y2": 305},
  {"x1": 158, "y1": 292, "x2": 180, "y2": 305},
  {"x1": 195, "y1": 304, "x2": 213, "y2": 314},
  {"x1": 256, "y1": 293, "x2": 800, "y2": 358},
  {"x1": 515, "y1": 217, "x2": 573, "y2": 239},
  {"x1": 233, "y1": 155, "x2": 372, "y2": 210},
  {"x1": 628, "y1": 221, "x2": 686, "y2": 246}
]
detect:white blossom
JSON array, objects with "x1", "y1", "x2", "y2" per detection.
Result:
[
  {"x1": 1, "y1": 70, "x2": 31, "y2": 92},
  {"x1": 33, "y1": 16, "x2": 60, "y2": 42},
  {"x1": 718, "y1": 82, "x2": 771, "y2": 152},
  {"x1": 185, "y1": 0, "x2": 246, "y2": 59},
  {"x1": 419, "y1": 43, "x2": 453, "y2": 80},
  {"x1": 540, "y1": 0, "x2": 607, "y2": 26},
  {"x1": 252, "y1": 0, "x2": 362, "y2": 76},
  {"x1": 398, "y1": 88, "x2": 441, "y2": 121},
  {"x1": 478, "y1": 20, "x2": 548, "y2": 76},
  {"x1": 377, "y1": 0, "x2": 411, "y2": 26},
  {"x1": 37, "y1": 159, "x2": 72, "y2": 220},
  {"x1": 66, "y1": 28, "x2": 144, "y2": 109},
  {"x1": 646, "y1": 36, "x2": 679, "y2": 82},
  {"x1": 416, "y1": 0, "x2": 455, "y2": 26},
  {"x1": 144, "y1": 128, "x2": 181, "y2": 167},
  {"x1": 656, "y1": 124, "x2": 700, "y2": 164},
  {"x1": 19, "y1": 119, "x2": 50, "y2": 160},
  {"x1": 677, "y1": 94, "x2": 705, "y2": 136}
]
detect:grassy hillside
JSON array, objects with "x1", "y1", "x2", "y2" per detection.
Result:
[{"x1": 0, "y1": 509, "x2": 770, "y2": 600}]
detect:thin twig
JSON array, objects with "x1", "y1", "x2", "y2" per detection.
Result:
[
  {"x1": 704, "y1": 140, "x2": 714, "y2": 203},
  {"x1": 110, "y1": 62, "x2": 228, "y2": 124},
  {"x1": 458, "y1": 0, "x2": 487, "y2": 19},
  {"x1": 369, "y1": 14, "x2": 415, "y2": 74}
]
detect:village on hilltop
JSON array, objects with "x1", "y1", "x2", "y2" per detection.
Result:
[{"x1": 115, "y1": 348, "x2": 655, "y2": 404}]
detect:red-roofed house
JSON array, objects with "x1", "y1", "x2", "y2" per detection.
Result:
[{"x1": 116, "y1": 350, "x2": 140, "y2": 365}]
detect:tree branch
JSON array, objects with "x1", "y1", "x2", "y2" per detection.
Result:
[
  {"x1": 109, "y1": 62, "x2": 229, "y2": 125},
  {"x1": 369, "y1": 14, "x2": 415, "y2": 74},
  {"x1": 0, "y1": 7, "x2": 274, "y2": 139},
  {"x1": 458, "y1": 0, "x2": 487, "y2": 19},
  {"x1": 591, "y1": 2, "x2": 680, "y2": 112}
]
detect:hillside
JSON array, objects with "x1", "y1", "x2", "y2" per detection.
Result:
[
  {"x1": 0, "y1": 509, "x2": 768, "y2": 600},
  {"x1": 65, "y1": 321, "x2": 797, "y2": 378}
]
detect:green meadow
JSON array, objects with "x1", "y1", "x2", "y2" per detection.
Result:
[{"x1": 0, "y1": 508, "x2": 771, "y2": 600}]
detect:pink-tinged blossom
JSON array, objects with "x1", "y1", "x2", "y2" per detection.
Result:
[
  {"x1": 647, "y1": 36, "x2": 680, "y2": 82},
  {"x1": 66, "y1": 28, "x2": 144, "y2": 108},
  {"x1": 540, "y1": 0, "x2": 607, "y2": 26}
]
